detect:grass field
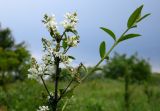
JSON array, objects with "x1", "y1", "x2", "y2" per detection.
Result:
[{"x1": 0, "y1": 75, "x2": 160, "y2": 111}]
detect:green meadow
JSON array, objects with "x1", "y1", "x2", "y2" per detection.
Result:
[{"x1": 1, "y1": 74, "x2": 160, "y2": 111}]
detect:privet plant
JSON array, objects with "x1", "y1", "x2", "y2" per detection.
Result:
[{"x1": 28, "y1": 5, "x2": 150, "y2": 111}]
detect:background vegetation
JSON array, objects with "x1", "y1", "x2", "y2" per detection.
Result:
[
  {"x1": 0, "y1": 76, "x2": 160, "y2": 111},
  {"x1": 0, "y1": 8, "x2": 159, "y2": 110}
]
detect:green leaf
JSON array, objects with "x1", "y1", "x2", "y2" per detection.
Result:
[
  {"x1": 137, "y1": 13, "x2": 151, "y2": 23},
  {"x1": 127, "y1": 5, "x2": 143, "y2": 28},
  {"x1": 100, "y1": 27, "x2": 116, "y2": 41},
  {"x1": 118, "y1": 34, "x2": 141, "y2": 43},
  {"x1": 62, "y1": 40, "x2": 67, "y2": 49},
  {"x1": 99, "y1": 41, "x2": 106, "y2": 58},
  {"x1": 69, "y1": 30, "x2": 78, "y2": 36},
  {"x1": 68, "y1": 56, "x2": 75, "y2": 60}
]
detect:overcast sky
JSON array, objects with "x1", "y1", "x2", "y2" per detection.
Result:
[{"x1": 0, "y1": 0, "x2": 159, "y2": 72}]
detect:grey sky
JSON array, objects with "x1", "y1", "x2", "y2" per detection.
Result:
[{"x1": 0, "y1": 0, "x2": 159, "y2": 72}]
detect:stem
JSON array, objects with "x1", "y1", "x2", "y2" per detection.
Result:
[
  {"x1": 52, "y1": 29, "x2": 66, "y2": 110},
  {"x1": 60, "y1": 30, "x2": 66, "y2": 40},
  {"x1": 81, "y1": 42, "x2": 117, "y2": 81},
  {"x1": 81, "y1": 28, "x2": 130, "y2": 82},
  {"x1": 63, "y1": 47, "x2": 70, "y2": 54},
  {"x1": 53, "y1": 57, "x2": 60, "y2": 111},
  {"x1": 121, "y1": 28, "x2": 130, "y2": 38},
  {"x1": 61, "y1": 99, "x2": 69, "y2": 111},
  {"x1": 40, "y1": 76, "x2": 51, "y2": 97},
  {"x1": 57, "y1": 79, "x2": 74, "y2": 102}
]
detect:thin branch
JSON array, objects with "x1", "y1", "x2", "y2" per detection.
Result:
[
  {"x1": 40, "y1": 76, "x2": 51, "y2": 97},
  {"x1": 63, "y1": 47, "x2": 70, "y2": 54},
  {"x1": 57, "y1": 79, "x2": 74, "y2": 102},
  {"x1": 81, "y1": 28, "x2": 130, "y2": 81},
  {"x1": 70, "y1": 28, "x2": 131, "y2": 90},
  {"x1": 54, "y1": 57, "x2": 60, "y2": 101},
  {"x1": 60, "y1": 30, "x2": 66, "y2": 40}
]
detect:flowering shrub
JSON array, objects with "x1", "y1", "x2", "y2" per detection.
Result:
[{"x1": 28, "y1": 5, "x2": 149, "y2": 111}]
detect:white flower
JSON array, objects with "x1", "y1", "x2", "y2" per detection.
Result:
[
  {"x1": 37, "y1": 64, "x2": 45, "y2": 76},
  {"x1": 43, "y1": 14, "x2": 58, "y2": 33},
  {"x1": 42, "y1": 54, "x2": 52, "y2": 64},
  {"x1": 45, "y1": 65, "x2": 55, "y2": 75},
  {"x1": 61, "y1": 54, "x2": 72, "y2": 65},
  {"x1": 66, "y1": 36, "x2": 79, "y2": 47},
  {"x1": 61, "y1": 20, "x2": 75, "y2": 31},
  {"x1": 37, "y1": 106, "x2": 49, "y2": 111},
  {"x1": 54, "y1": 51, "x2": 62, "y2": 58},
  {"x1": 28, "y1": 63, "x2": 46, "y2": 80},
  {"x1": 28, "y1": 68, "x2": 38, "y2": 75},
  {"x1": 64, "y1": 12, "x2": 78, "y2": 23},
  {"x1": 28, "y1": 73, "x2": 37, "y2": 80},
  {"x1": 42, "y1": 38, "x2": 54, "y2": 54},
  {"x1": 28, "y1": 67, "x2": 39, "y2": 79},
  {"x1": 52, "y1": 50, "x2": 72, "y2": 64},
  {"x1": 61, "y1": 12, "x2": 78, "y2": 31},
  {"x1": 47, "y1": 92, "x2": 54, "y2": 100}
]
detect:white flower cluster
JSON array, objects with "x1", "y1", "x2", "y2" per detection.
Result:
[
  {"x1": 28, "y1": 12, "x2": 79, "y2": 81},
  {"x1": 42, "y1": 38, "x2": 73, "y2": 65},
  {"x1": 37, "y1": 106, "x2": 49, "y2": 111},
  {"x1": 43, "y1": 12, "x2": 78, "y2": 35},
  {"x1": 42, "y1": 14, "x2": 58, "y2": 34},
  {"x1": 61, "y1": 54, "x2": 72, "y2": 65},
  {"x1": 66, "y1": 36, "x2": 79, "y2": 47},
  {"x1": 53, "y1": 51, "x2": 72, "y2": 65},
  {"x1": 28, "y1": 57, "x2": 55, "y2": 81},
  {"x1": 61, "y1": 12, "x2": 78, "y2": 31},
  {"x1": 42, "y1": 53, "x2": 52, "y2": 64},
  {"x1": 42, "y1": 38, "x2": 55, "y2": 56}
]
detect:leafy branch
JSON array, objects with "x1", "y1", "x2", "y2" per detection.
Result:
[{"x1": 72, "y1": 5, "x2": 150, "y2": 89}]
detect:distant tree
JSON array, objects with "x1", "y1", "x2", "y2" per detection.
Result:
[
  {"x1": 0, "y1": 25, "x2": 31, "y2": 84},
  {"x1": 103, "y1": 52, "x2": 151, "y2": 83}
]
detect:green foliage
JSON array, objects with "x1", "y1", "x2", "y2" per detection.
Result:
[
  {"x1": 99, "y1": 41, "x2": 106, "y2": 58},
  {"x1": 0, "y1": 28, "x2": 14, "y2": 49},
  {"x1": 0, "y1": 25, "x2": 31, "y2": 82},
  {"x1": 100, "y1": 27, "x2": 116, "y2": 41},
  {"x1": 96, "y1": 5, "x2": 150, "y2": 69},
  {"x1": 62, "y1": 39, "x2": 67, "y2": 50},
  {"x1": 60, "y1": 68, "x2": 72, "y2": 80},
  {"x1": 117, "y1": 34, "x2": 141, "y2": 43},
  {"x1": 103, "y1": 53, "x2": 151, "y2": 83},
  {"x1": 0, "y1": 79, "x2": 160, "y2": 111},
  {"x1": 0, "y1": 80, "x2": 45, "y2": 111},
  {"x1": 136, "y1": 14, "x2": 151, "y2": 23},
  {"x1": 127, "y1": 5, "x2": 143, "y2": 28}
]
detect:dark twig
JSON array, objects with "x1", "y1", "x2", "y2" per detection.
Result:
[
  {"x1": 58, "y1": 79, "x2": 74, "y2": 102},
  {"x1": 52, "y1": 57, "x2": 61, "y2": 111},
  {"x1": 63, "y1": 47, "x2": 70, "y2": 54},
  {"x1": 60, "y1": 30, "x2": 66, "y2": 40},
  {"x1": 40, "y1": 76, "x2": 51, "y2": 97}
]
